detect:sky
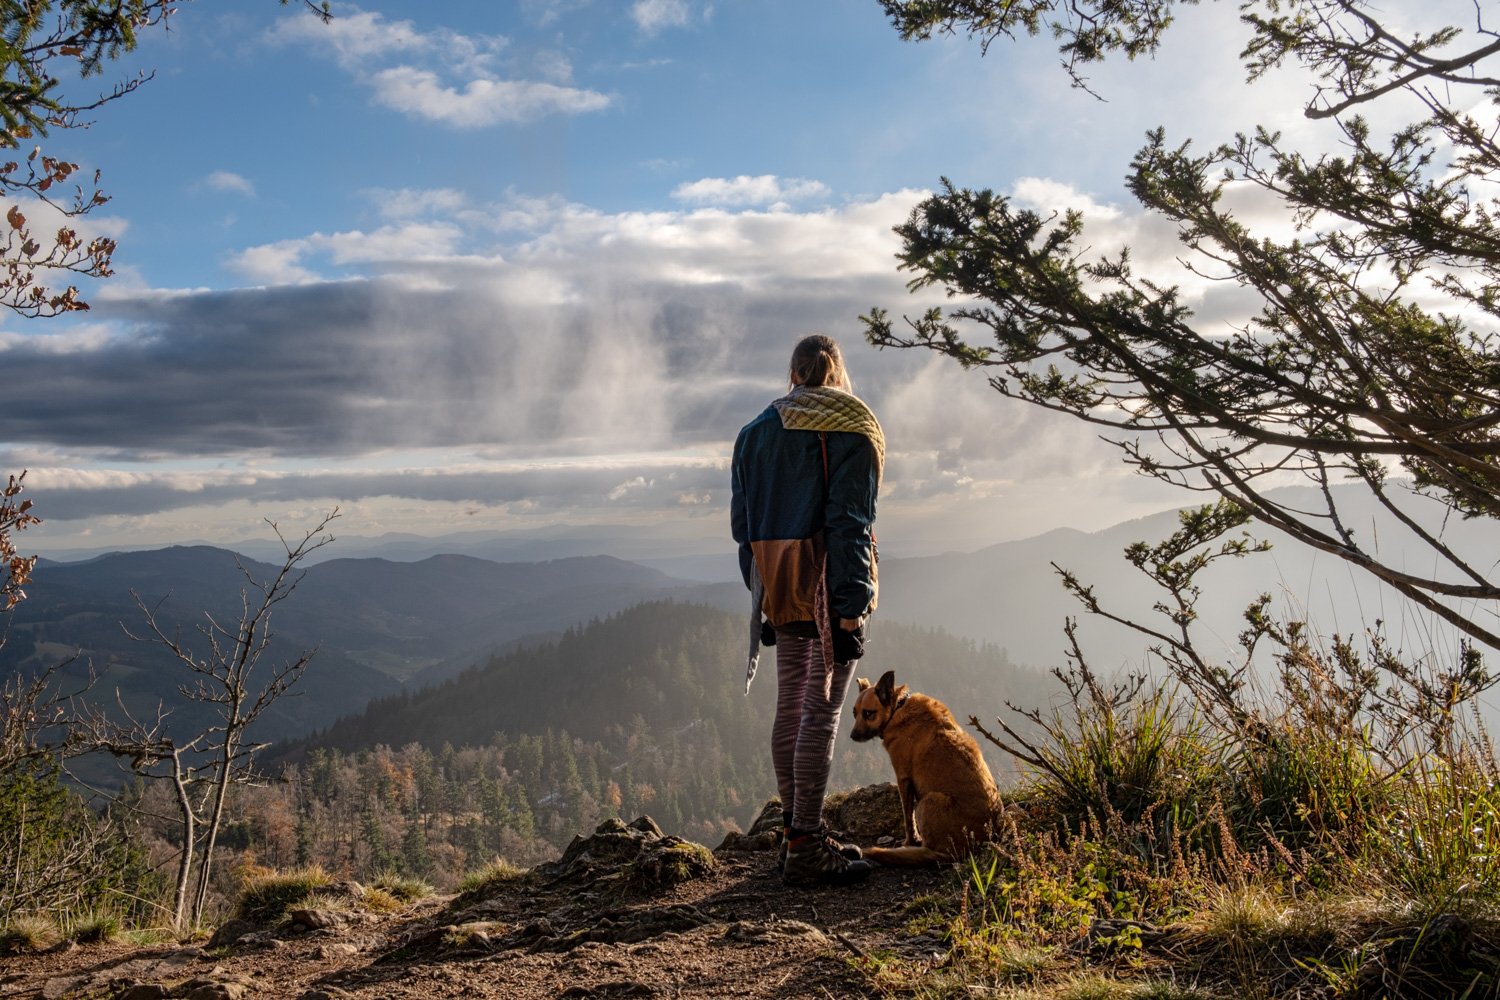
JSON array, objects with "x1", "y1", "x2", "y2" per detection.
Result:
[{"x1": 0, "y1": 0, "x2": 1467, "y2": 558}]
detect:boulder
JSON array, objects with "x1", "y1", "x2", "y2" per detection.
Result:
[
  {"x1": 42, "y1": 979, "x2": 86, "y2": 1000},
  {"x1": 823, "y1": 783, "x2": 903, "y2": 839},
  {"x1": 538, "y1": 816, "x2": 716, "y2": 888},
  {"x1": 288, "y1": 909, "x2": 349, "y2": 930},
  {"x1": 745, "y1": 800, "x2": 784, "y2": 837},
  {"x1": 533, "y1": 904, "x2": 713, "y2": 952},
  {"x1": 1085, "y1": 918, "x2": 1164, "y2": 949},
  {"x1": 714, "y1": 830, "x2": 777, "y2": 852},
  {"x1": 206, "y1": 920, "x2": 257, "y2": 950}
]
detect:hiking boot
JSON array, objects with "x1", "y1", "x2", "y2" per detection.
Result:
[
  {"x1": 778, "y1": 828, "x2": 863, "y2": 871},
  {"x1": 782, "y1": 827, "x2": 874, "y2": 886}
]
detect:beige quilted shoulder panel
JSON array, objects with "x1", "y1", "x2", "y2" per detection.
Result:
[{"x1": 771, "y1": 386, "x2": 885, "y2": 480}]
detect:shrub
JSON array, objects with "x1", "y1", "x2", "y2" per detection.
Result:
[
  {"x1": 234, "y1": 865, "x2": 330, "y2": 923},
  {"x1": 1370, "y1": 743, "x2": 1500, "y2": 918},
  {"x1": 1224, "y1": 720, "x2": 1388, "y2": 865},
  {"x1": 370, "y1": 869, "x2": 434, "y2": 903}
]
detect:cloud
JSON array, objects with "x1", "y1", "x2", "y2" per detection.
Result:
[
  {"x1": 270, "y1": 5, "x2": 609, "y2": 127},
  {"x1": 631, "y1": 0, "x2": 691, "y2": 34},
  {"x1": 204, "y1": 171, "x2": 255, "y2": 196},
  {"x1": 369, "y1": 67, "x2": 610, "y2": 127},
  {"x1": 364, "y1": 187, "x2": 467, "y2": 219},
  {"x1": 224, "y1": 221, "x2": 467, "y2": 283},
  {"x1": 24, "y1": 456, "x2": 730, "y2": 521},
  {"x1": 8, "y1": 181, "x2": 1229, "y2": 533},
  {"x1": 671, "y1": 175, "x2": 830, "y2": 207},
  {"x1": 521, "y1": 0, "x2": 591, "y2": 27},
  {"x1": 268, "y1": 8, "x2": 505, "y2": 74}
]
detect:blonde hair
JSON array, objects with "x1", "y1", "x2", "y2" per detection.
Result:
[{"x1": 788, "y1": 334, "x2": 853, "y2": 391}]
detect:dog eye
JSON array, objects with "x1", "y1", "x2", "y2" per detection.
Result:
[{"x1": 862, "y1": 710, "x2": 876, "y2": 720}]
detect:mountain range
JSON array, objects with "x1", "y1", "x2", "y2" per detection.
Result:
[
  {"x1": 5, "y1": 548, "x2": 704, "y2": 747},
  {"x1": 11, "y1": 482, "x2": 1488, "y2": 760}
]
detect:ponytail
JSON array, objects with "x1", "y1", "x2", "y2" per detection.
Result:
[{"x1": 788, "y1": 334, "x2": 852, "y2": 391}]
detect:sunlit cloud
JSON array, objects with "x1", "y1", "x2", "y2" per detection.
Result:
[
  {"x1": 631, "y1": 0, "x2": 692, "y2": 34},
  {"x1": 671, "y1": 175, "x2": 830, "y2": 207},
  {"x1": 269, "y1": 4, "x2": 610, "y2": 127},
  {"x1": 203, "y1": 171, "x2": 255, "y2": 196}
]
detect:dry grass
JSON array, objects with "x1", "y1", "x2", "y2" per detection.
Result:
[
  {"x1": 370, "y1": 870, "x2": 434, "y2": 903},
  {"x1": 361, "y1": 887, "x2": 402, "y2": 912},
  {"x1": 455, "y1": 858, "x2": 529, "y2": 897},
  {"x1": 0, "y1": 914, "x2": 61, "y2": 953},
  {"x1": 234, "y1": 864, "x2": 331, "y2": 922}
]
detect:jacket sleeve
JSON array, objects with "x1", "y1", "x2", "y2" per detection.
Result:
[
  {"x1": 824, "y1": 432, "x2": 877, "y2": 619},
  {"x1": 730, "y1": 427, "x2": 754, "y2": 591}
]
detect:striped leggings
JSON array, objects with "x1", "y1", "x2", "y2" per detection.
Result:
[{"x1": 772, "y1": 634, "x2": 858, "y2": 832}]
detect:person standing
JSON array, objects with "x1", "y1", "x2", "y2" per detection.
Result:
[{"x1": 731, "y1": 334, "x2": 882, "y2": 886}]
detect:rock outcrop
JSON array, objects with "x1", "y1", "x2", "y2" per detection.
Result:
[{"x1": 537, "y1": 815, "x2": 717, "y2": 889}]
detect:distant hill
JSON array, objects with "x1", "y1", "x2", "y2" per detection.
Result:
[
  {"x1": 3, "y1": 547, "x2": 696, "y2": 748},
  {"x1": 867, "y1": 483, "x2": 1499, "y2": 674},
  {"x1": 37, "y1": 521, "x2": 741, "y2": 582}
]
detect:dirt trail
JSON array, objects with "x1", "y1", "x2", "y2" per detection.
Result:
[{"x1": 2, "y1": 808, "x2": 953, "y2": 1000}]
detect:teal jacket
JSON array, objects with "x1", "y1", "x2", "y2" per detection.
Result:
[{"x1": 730, "y1": 404, "x2": 879, "y2": 625}]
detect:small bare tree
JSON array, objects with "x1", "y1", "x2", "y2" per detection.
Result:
[
  {"x1": 75, "y1": 698, "x2": 206, "y2": 934},
  {"x1": 125, "y1": 509, "x2": 337, "y2": 926}
]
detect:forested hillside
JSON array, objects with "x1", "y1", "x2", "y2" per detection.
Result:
[{"x1": 133, "y1": 601, "x2": 1051, "y2": 901}]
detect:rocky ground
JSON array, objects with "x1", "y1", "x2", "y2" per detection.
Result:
[{"x1": 2, "y1": 786, "x2": 951, "y2": 1000}]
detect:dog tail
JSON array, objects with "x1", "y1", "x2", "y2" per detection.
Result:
[{"x1": 863, "y1": 845, "x2": 952, "y2": 867}]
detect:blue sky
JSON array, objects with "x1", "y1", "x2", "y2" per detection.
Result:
[
  {"x1": 80, "y1": 0, "x2": 1251, "y2": 290},
  {"x1": 1, "y1": 0, "x2": 1444, "y2": 556}
]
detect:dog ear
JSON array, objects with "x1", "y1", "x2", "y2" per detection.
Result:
[
  {"x1": 875, "y1": 670, "x2": 896, "y2": 706},
  {"x1": 856, "y1": 677, "x2": 870, "y2": 692}
]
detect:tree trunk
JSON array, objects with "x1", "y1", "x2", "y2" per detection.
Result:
[
  {"x1": 191, "y1": 741, "x2": 234, "y2": 926},
  {"x1": 169, "y1": 747, "x2": 195, "y2": 936}
]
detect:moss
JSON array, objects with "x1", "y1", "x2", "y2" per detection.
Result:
[{"x1": 627, "y1": 838, "x2": 717, "y2": 888}]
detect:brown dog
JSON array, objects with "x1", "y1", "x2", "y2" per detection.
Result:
[{"x1": 851, "y1": 670, "x2": 1003, "y2": 865}]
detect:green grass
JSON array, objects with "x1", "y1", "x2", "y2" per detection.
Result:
[
  {"x1": 235, "y1": 865, "x2": 332, "y2": 922},
  {"x1": 123, "y1": 926, "x2": 177, "y2": 946},
  {"x1": 66, "y1": 909, "x2": 122, "y2": 945}
]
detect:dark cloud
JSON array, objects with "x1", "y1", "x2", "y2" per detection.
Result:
[{"x1": 5, "y1": 190, "x2": 1154, "y2": 525}]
